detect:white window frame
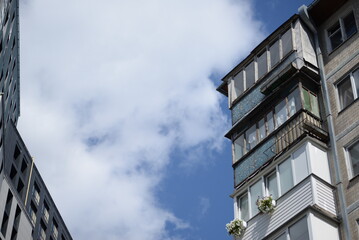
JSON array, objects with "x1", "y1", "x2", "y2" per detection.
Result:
[
  {"x1": 326, "y1": 10, "x2": 357, "y2": 52},
  {"x1": 336, "y1": 68, "x2": 359, "y2": 111},
  {"x1": 344, "y1": 139, "x2": 359, "y2": 179}
]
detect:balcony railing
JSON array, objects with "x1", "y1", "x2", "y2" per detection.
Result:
[
  {"x1": 239, "y1": 174, "x2": 336, "y2": 240},
  {"x1": 234, "y1": 110, "x2": 327, "y2": 187}
]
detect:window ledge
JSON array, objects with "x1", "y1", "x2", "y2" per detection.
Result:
[{"x1": 337, "y1": 97, "x2": 359, "y2": 116}]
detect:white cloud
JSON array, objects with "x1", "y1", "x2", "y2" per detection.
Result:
[{"x1": 18, "y1": 0, "x2": 264, "y2": 239}]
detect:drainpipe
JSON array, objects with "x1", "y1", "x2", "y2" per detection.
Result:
[{"x1": 299, "y1": 5, "x2": 352, "y2": 240}]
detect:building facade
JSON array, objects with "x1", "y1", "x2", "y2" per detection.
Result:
[
  {"x1": 0, "y1": 0, "x2": 73, "y2": 239},
  {"x1": 218, "y1": 0, "x2": 359, "y2": 239}
]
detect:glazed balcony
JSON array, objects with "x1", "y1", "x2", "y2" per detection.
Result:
[
  {"x1": 233, "y1": 110, "x2": 327, "y2": 187},
  {"x1": 238, "y1": 174, "x2": 336, "y2": 240}
]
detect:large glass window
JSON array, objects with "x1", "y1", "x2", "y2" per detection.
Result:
[
  {"x1": 275, "y1": 99, "x2": 288, "y2": 127},
  {"x1": 245, "y1": 61, "x2": 255, "y2": 88},
  {"x1": 250, "y1": 180, "x2": 262, "y2": 217},
  {"x1": 257, "y1": 51, "x2": 267, "y2": 80},
  {"x1": 292, "y1": 145, "x2": 308, "y2": 183},
  {"x1": 267, "y1": 111, "x2": 275, "y2": 135},
  {"x1": 328, "y1": 11, "x2": 357, "y2": 51},
  {"x1": 270, "y1": 40, "x2": 280, "y2": 67},
  {"x1": 279, "y1": 158, "x2": 293, "y2": 195},
  {"x1": 274, "y1": 233, "x2": 287, "y2": 240},
  {"x1": 348, "y1": 141, "x2": 359, "y2": 178},
  {"x1": 234, "y1": 135, "x2": 245, "y2": 162},
  {"x1": 258, "y1": 118, "x2": 266, "y2": 141},
  {"x1": 239, "y1": 194, "x2": 249, "y2": 222},
  {"x1": 245, "y1": 125, "x2": 257, "y2": 151},
  {"x1": 289, "y1": 217, "x2": 309, "y2": 240},
  {"x1": 302, "y1": 88, "x2": 320, "y2": 116},
  {"x1": 266, "y1": 172, "x2": 278, "y2": 199},
  {"x1": 288, "y1": 89, "x2": 300, "y2": 117},
  {"x1": 231, "y1": 71, "x2": 244, "y2": 102},
  {"x1": 282, "y1": 28, "x2": 293, "y2": 57}
]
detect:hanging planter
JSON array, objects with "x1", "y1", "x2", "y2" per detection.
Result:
[
  {"x1": 256, "y1": 195, "x2": 276, "y2": 214},
  {"x1": 226, "y1": 218, "x2": 247, "y2": 238}
]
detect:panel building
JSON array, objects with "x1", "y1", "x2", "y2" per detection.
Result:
[
  {"x1": 0, "y1": 0, "x2": 73, "y2": 239},
  {"x1": 218, "y1": 0, "x2": 359, "y2": 239}
]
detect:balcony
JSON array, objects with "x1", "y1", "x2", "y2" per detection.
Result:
[
  {"x1": 239, "y1": 174, "x2": 336, "y2": 240},
  {"x1": 234, "y1": 110, "x2": 327, "y2": 187}
]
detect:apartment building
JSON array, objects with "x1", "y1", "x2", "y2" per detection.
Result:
[
  {"x1": 218, "y1": 0, "x2": 359, "y2": 239},
  {"x1": 0, "y1": 0, "x2": 73, "y2": 239}
]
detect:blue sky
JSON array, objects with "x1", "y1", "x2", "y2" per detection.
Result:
[{"x1": 18, "y1": 0, "x2": 311, "y2": 239}]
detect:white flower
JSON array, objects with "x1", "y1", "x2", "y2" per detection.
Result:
[
  {"x1": 226, "y1": 218, "x2": 247, "y2": 237},
  {"x1": 256, "y1": 195, "x2": 276, "y2": 214}
]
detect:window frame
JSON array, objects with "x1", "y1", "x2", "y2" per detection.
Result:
[
  {"x1": 326, "y1": 10, "x2": 358, "y2": 52},
  {"x1": 336, "y1": 68, "x2": 359, "y2": 111},
  {"x1": 345, "y1": 139, "x2": 359, "y2": 179}
]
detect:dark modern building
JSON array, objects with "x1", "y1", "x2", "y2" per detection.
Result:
[
  {"x1": 0, "y1": 0, "x2": 73, "y2": 239},
  {"x1": 218, "y1": 0, "x2": 359, "y2": 239}
]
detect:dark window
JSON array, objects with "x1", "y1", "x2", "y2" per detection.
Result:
[
  {"x1": 328, "y1": 11, "x2": 357, "y2": 51},
  {"x1": 1, "y1": 190, "x2": 13, "y2": 237},
  {"x1": 337, "y1": 69, "x2": 359, "y2": 110},
  {"x1": 348, "y1": 141, "x2": 359, "y2": 178}
]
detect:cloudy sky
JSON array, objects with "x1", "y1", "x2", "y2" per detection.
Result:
[{"x1": 18, "y1": 0, "x2": 311, "y2": 239}]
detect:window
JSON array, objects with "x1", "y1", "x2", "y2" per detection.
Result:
[
  {"x1": 52, "y1": 220, "x2": 59, "y2": 239},
  {"x1": 289, "y1": 217, "x2": 309, "y2": 240},
  {"x1": 328, "y1": 11, "x2": 357, "y2": 51},
  {"x1": 347, "y1": 141, "x2": 359, "y2": 178},
  {"x1": 29, "y1": 202, "x2": 37, "y2": 225},
  {"x1": 245, "y1": 125, "x2": 257, "y2": 151},
  {"x1": 238, "y1": 194, "x2": 249, "y2": 222},
  {"x1": 270, "y1": 40, "x2": 280, "y2": 67},
  {"x1": 258, "y1": 118, "x2": 266, "y2": 141},
  {"x1": 282, "y1": 28, "x2": 293, "y2": 57},
  {"x1": 39, "y1": 221, "x2": 47, "y2": 240},
  {"x1": 257, "y1": 51, "x2": 267, "y2": 79},
  {"x1": 279, "y1": 158, "x2": 294, "y2": 194},
  {"x1": 337, "y1": 68, "x2": 359, "y2": 110},
  {"x1": 275, "y1": 99, "x2": 288, "y2": 127},
  {"x1": 249, "y1": 180, "x2": 262, "y2": 217},
  {"x1": 233, "y1": 135, "x2": 245, "y2": 162},
  {"x1": 33, "y1": 182, "x2": 41, "y2": 205},
  {"x1": 43, "y1": 201, "x2": 50, "y2": 223},
  {"x1": 266, "y1": 171, "x2": 278, "y2": 199},
  {"x1": 245, "y1": 61, "x2": 255, "y2": 88}
]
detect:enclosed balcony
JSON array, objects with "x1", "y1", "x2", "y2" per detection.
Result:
[
  {"x1": 233, "y1": 109, "x2": 328, "y2": 187},
  {"x1": 237, "y1": 174, "x2": 337, "y2": 240}
]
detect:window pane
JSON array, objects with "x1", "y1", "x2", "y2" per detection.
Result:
[
  {"x1": 289, "y1": 217, "x2": 309, "y2": 240},
  {"x1": 282, "y1": 28, "x2": 293, "y2": 57},
  {"x1": 245, "y1": 125, "x2": 257, "y2": 151},
  {"x1": 267, "y1": 172, "x2": 278, "y2": 199},
  {"x1": 343, "y1": 12, "x2": 357, "y2": 39},
  {"x1": 267, "y1": 111, "x2": 275, "y2": 135},
  {"x1": 353, "y1": 69, "x2": 359, "y2": 97},
  {"x1": 234, "y1": 135, "x2": 245, "y2": 161},
  {"x1": 257, "y1": 51, "x2": 267, "y2": 79},
  {"x1": 275, "y1": 99, "x2": 288, "y2": 127},
  {"x1": 239, "y1": 194, "x2": 249, "y2": 222},
  {"x1": 302, "y1": 88, "x2": 311, "y2": 111},
  {"x1": 328, "y1": 21, "x2": 342, "y2": 50},
  {"x1": 310, "y1": 92, "x2": 320, "y2": 116},
  {"x1": 338, "y1": 77, "x2": 354, "y2": 109},
  {"x1": 279, "y1": 158, "x2": 293, "y2": 195},
  {"x1": 245, "y1": 61, "x2": 255, "y2": 88},
  {"x1": 258, "y1": 119, "x2": 266, "y2": 141},
  {"x1": 232, "y1": 71, "x2": 244, "y2": 100},
  {"x1": 293, "y1": 145, "x2": 309, "y2": 183},
  {"x1": 270, "y1": 40, "x2": 280, "y2": 67},
  {"x1": 250, "y1": 180, "x2": 262, "y2": 217},
  {"x1": 349, "y1": 142, "x2": 359, "y2": 177},
  {"x1": 288, "y1": 89, "x2": 300, "y2": 117}
]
